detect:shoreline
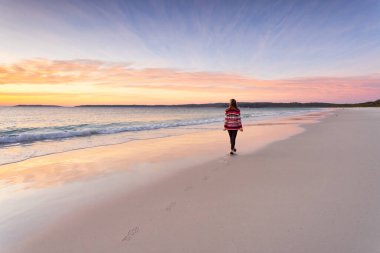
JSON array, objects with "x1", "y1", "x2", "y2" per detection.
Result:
[
  {"x1": 0, "y1": 107, "x2": 325, "y2": 167},
  {"x1": 1, "y1": 110, "x2": 332, "y2": 252}
]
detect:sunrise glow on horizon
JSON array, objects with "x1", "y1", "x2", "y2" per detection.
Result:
[{"x1": 1, "y1": 0, "x2": 380, "y2": 106}]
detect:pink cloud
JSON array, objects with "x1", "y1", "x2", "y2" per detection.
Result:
[{"x1": 0, "y1": 58, "x2": 379, "y2": 103}]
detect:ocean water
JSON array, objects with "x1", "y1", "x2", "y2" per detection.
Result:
[{"x1": 0, "y1": 106, "x2": 323, "y2": 165}]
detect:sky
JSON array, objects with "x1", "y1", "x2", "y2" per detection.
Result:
[{"x1": 0, "y1": 0, "x2": 380, "y2": 105}]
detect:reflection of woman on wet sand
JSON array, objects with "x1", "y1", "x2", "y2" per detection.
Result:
[{"x1": 224, "y1": 99, "x2": 243, "y2": 155}]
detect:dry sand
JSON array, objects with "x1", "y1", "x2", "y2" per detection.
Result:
[{"x1": 8, "y1": 108, "x2": 380, "y2": 253}]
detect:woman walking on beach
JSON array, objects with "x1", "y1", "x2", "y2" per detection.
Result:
[{"x1": 224, "y1": 99, "x2": 243, "y2": 155}]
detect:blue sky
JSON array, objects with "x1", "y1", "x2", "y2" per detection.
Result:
[
  {"x1": 1, "y1": 0, "x2": 380, "y2": 79},
  {"x1": 1, "y1": 0, "x2": 380, "y2": 105}
]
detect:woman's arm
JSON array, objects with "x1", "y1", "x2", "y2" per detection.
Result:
[
  {"x1": 223, "y1": 110, "x2": 228, "y2": 130},
  {"x1": 238, "y1": 111, "x2": 243, "y2": 131}
]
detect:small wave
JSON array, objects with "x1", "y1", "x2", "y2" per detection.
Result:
[{"x1": 0, "y1": 117, "x2": 225, "y2": 145}]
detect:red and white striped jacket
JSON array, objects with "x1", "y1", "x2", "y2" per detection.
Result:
[{"x1": 224, "y1": 108, "x2": 242, "y2": 130}]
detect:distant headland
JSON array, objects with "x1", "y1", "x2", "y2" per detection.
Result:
[{"x1": 76, "y1": 99, "x2": 380, "y2": 108}]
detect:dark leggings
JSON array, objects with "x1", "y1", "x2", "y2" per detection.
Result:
[{"x1": 228, "y1": 130, "x2": 238, "y2": 150}]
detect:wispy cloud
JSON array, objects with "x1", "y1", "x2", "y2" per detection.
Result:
[
  {"x1": 0, "y1": 58, "x2": 261, "y2": 88},
  {"x1": 2, "y1": 0, "x2": 380, "y2": 78}
]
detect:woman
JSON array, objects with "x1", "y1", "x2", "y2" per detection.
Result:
[{"x1": 224, "y1": 99, "x2": 243, "y2": 155}]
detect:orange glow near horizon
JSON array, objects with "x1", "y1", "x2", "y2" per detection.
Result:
[{"x1": 1, "y1": 58, "x2": 379, "y2": 106}]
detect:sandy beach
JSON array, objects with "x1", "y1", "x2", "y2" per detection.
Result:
[{"x1": 3, "y1": 108, "x2": 380, "y2": 253}]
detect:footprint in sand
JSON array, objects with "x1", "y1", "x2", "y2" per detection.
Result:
[
  {"x1": 165, "y1": 201, "x2": 176, "y2": 211},
  {"x1": 218, "y1": 158, "x2": 229, "y2": 165},
  {"x1": 184, "y1": 186, "x2": 193, "y2": 191},
  {"x1": 212, "y1": 166, "x2": 220, "y2": 171},
  {"x1": 122, "y1": 226, "x2": 140, "y2": 242}
]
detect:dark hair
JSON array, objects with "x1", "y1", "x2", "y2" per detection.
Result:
[{"x1": 228, "y1": 99, "x2": 238, "y2": 110}]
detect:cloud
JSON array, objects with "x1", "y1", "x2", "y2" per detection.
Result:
[
  {"x1": 0, "y1": 58, "x2": 379, "y2": 103},
  {"x1": 0, "y1": 58, "x2": 265, "y2": 88}
]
